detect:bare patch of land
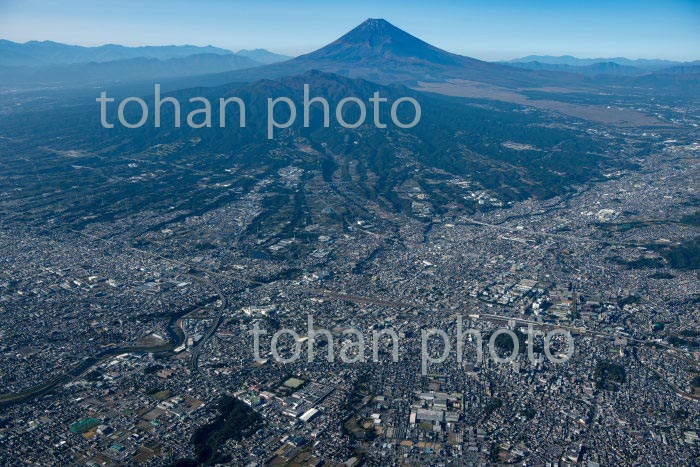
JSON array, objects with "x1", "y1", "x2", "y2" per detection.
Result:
[{"x1": 415, "y1": 79, "x2": 668, "y2": 127}]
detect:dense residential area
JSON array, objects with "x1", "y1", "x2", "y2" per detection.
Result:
[{"x1": 1, "y1": 7, "x2": 700, "y2": 467}]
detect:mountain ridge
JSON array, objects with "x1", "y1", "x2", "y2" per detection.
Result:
[
  {"x1": 506, "y1": 60, "x2": 646, "y2": 76},
  {"x1": 3, "y1": 19, "x2": 696, "y2": 95},
  {"x1": 0, "y1": 39, "x2": 234, "y2": 66},
  {"x1": 506, "y1": 54, "x2": 699, "y2": 71},
  {"x1": 0, "y1": 53, "x2": 263, "y2": 86},
  {"x1": 236, "y1": 48, "x2": 292, "y2": 64}
]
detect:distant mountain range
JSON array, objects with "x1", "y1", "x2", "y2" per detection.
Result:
[
  {"x1": 1, "y1": 19, "x2": 697, "y2": 94},
  {"x1": 0, "y1": 40, "x2": 235, "y2": 66},
  {"x1": 156, "y1": 19, "x2": 697, "y2": 93},
  {"x1": 0, "y1": 53, "x2": 264, "y2": 86},
  {"x1": 502, "y1": 57, "x2": 700, "y2": 84},
  {"x1": 0, "y1": 40, "x2": 291, "y2": 87},
  {"x1": 506, "y1": 55, "x2": 699, "y2": 71},
  {"x1": 505, "y1": 61, "x2": 646, "y2": 76},
  {"x1": 236, "y1": 49, "x2": 292, "y2": 64}
]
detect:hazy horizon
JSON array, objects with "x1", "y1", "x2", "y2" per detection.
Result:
[
  {"x1": 2, "y1": 35, "x2": 698, "y2": 64},
  {"x1": 1, "y1": 0, "x2": 699, "y2": 61}
]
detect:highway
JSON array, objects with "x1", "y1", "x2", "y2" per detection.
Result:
[{"x1": 190, "y1": 275, "x2": 226, "y2": 371}]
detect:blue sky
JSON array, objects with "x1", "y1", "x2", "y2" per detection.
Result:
[{"x1": 1, "y1": 0, "x2": 699, "y2": 61}]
